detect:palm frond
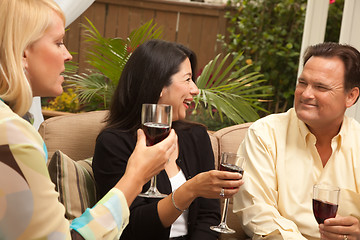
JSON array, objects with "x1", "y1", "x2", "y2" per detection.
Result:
[
  {"x1": 81, "y1": 18, "x2": 163, "y2": 85},
  {"x1": 194, "y1": 53, "x2": 273, "y2": 124},
  {"x1": 67, "y1": 71, "x2": 114, "y2": 109},
  {"x1": 67, "y1": 19, "x2": 163, "y2": 109},
  {"x1": 127, "y1": 20, "x2": 163, "y2": 51}
]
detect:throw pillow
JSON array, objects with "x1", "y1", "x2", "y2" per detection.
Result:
[{"x1": 48, "y1": 150, "x2": 97, "y2": 220}]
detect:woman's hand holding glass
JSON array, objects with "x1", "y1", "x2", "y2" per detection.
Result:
[
  {"x1": 189, "y1": 170, "x2": 243, "y2": 199},
  {"x1": 129, "y1": 129, "x2": 176, "y2": 182},
  {"x1": 211, "y1": 152, "x2": 245, "y2": 234},
  {"x1": 139, "y1": 103, "x2": 173, "y2": 198},
  {"x1": 115, "y1": 128, "x2": 177, "y2": 206},
  {"x1": 168, "y1": 166, "x2": 244, "y2": 214}
]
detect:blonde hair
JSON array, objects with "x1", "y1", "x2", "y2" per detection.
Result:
[{"x1": 0, "y1": 0, "x2": 65, "y2": 116}]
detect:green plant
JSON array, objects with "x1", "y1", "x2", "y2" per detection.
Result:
[
  {"x1": 42, "y1": 88, "x2": 80, "y2": 112},
  {"x1": 194, "y1": 53, "x2": 272, "y2": 124},
  {"x1": 69, "y1": 19, "x2": 272, "y2": 124},
  {"x1": 220, "y1": 0, "x2": 345, "y2": 115},
  {"x1": 187, "y1": 105, "x2": 234, "y2": 131},
  {"x1": 68, "y1": 19, "x2": 162, "y2": 110},
  {"x1": 220, "y1": 0, "x2": 307, "y2": 114},
  {"x1": 325, "y1": 0, "x2": 344, "y2": 42}
]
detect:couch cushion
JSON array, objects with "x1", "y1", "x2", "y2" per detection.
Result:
[
  {"x1": 214, "y1": 122, "x2": 252, "y2": 156},
  {"x1": 48, "y1": 150, "x2": 97, "y2": 220},
  {"x1": 214, "y1": 123, "x2": 252, "y2": 240},
  {"x1": 207, "y1": 131, "x2": 219, "y2": 169},
  {"x1": 39, "y1": 110, "x2": 107, "y2": 161}
]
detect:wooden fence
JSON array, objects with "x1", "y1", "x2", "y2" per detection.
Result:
[{"x1": 64, "y1": 0, "x2": 232, "y2": 73}]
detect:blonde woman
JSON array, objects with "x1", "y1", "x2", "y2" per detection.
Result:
[{"x1": 0, "y1": 0, "x2": 176, "y2": 239}]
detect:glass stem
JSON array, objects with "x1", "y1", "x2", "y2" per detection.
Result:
[
  {"x1": 221, "y1": 198, "x2": 230, "y2": 224},
  {"x1": 149, "y1": 175, "x2": 157, "y2": 190}
]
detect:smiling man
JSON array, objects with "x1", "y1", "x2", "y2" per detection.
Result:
[{"x1": 233, "y1": 42, "x2": 360, "y2": 240}]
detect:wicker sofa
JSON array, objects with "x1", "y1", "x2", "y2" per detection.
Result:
[{"x1": 39, "y1": 110, "x2": 251, "y2": 240}]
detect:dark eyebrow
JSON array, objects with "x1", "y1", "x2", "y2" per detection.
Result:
[
  {"x1": 314, "y1": 82, "x2": 331, "y2": 88},
  {"x1": 297, "y1": 77, "x2": 306, "y2": 82},
  {"x1": 184, "y1": 72, "x2": 192, "y2": 78}
]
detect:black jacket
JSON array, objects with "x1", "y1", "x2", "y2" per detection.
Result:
[{"x1": 93, "y1": 124, "x2": 220, "y2": 240}]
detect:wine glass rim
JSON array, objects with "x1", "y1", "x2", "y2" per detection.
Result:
[
  {"x1": 313, "y1": 184, "x2": 340, "y2": 192},
  {"x1": 142, "y1": 103, "x2": 172, "y2": 107},
  {"x1": 221, "y1": 152, "x2": 242, "y2": 157}
]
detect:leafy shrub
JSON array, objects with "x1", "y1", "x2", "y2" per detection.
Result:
[
  {"x1": 42, "y1": 88, "x2": 80, "y2": 113},
  {"x1": 220, "y1": 0, "x2": 306, "y2": 114},
  {"x1": 220, "y1": 0, "x2": 344, "y2": 114}
]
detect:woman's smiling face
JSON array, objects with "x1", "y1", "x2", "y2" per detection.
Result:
[{"x1": 157, "y1": 58, "x2": 199, "y2": 121}]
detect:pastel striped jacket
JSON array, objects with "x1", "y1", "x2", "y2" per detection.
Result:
[{"x1": 0, "y1": 101, "x2": 129, "y2": 240}]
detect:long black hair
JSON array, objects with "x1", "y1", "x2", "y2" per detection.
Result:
[{"x1": 105, "y1": 39, "x2": 197, "y2": 132}]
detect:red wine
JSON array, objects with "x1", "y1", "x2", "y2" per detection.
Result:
[
  {"x1": 220, "y1": 162, "x2": 244, "y2": 175},
  {"x1": 142, "y1": 122, "x2": 170, "y2": 146},
  {"x1": 220, "y1": 163, "x2": 244, "y2": 189},
  {"x1": 312, "y1": 199, "x2": 338, "y2": 224}
]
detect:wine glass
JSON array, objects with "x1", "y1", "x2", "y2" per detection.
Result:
[
  {"x1": 210, "y1": 152, "x2": 246, "y2": 234},
  {"x1": 312, "y1": 184, "x2": 340, "y2": 224},
  {"x1": 138, "y1": 103, "x2": 172, "y2": 198}
]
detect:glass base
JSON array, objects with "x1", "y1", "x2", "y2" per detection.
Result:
[
  {"x1": 210, "y1": 222, "x2": 236, "y2": 234},
  {"x1": 138, "y1": 187, "x2": 167, "y2": 198}
]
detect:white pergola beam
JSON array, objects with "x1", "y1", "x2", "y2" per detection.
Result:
[
  {"x1": 341, "y1": 0, "x2": 360, "y2": 120},
  {"x1": 297, "y1": 0, "x2": 329, "y2": 78},
  {"x1": 55, "y1": 0, "x2": 95, "y2": 27}
]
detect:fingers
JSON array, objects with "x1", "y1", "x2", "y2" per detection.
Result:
[
  {"x1": 135, "y1": 128, "x2": 147, "y2": 149},
  {"x1": 320, "y1": 216, "x2": 360, "y2": 240},
  {"x1": 136, "y1": 128, "x2": 177, "y2": 157},
  {"x1": 220, "y1": 187, "x2": 242, "y2": 199},
  {"x1": 161, "y1": 129, "x2": 177, "y2": 149},
  {"x1": 324, "y1": 216, "x2": 357, "y2": 227},
  {"x1": 191, "y1": 171, "x2": 244, "y2": 199},
  {"x1": 163, "y1": 129, "x2": 177, "y2": 144},
  {"x1": 216, "y1": 170, "x2": 243, "y2": 180},
  {"x1": 163, "y1": 129, "x2": 177, "y2": 153},
  {"x1": 154, "y1": 129, "x2": 177, "y2": 159},
  {"x1": 320, "y1": 227, "x2": 351, "y2": 240}
]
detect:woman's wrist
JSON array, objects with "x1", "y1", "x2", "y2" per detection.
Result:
[
  {"x1": 115, "y1": 172, "x2": 143, "y2": 206},
  {"x1": 182, "y1": 176, "x2": 198, "y2": 199},
  {"x1": 171, "y1": 188, "x2": 186, "y2": 212},
  {"x1": 172, "y1": 180, "x2": 197, "y2": 210}
]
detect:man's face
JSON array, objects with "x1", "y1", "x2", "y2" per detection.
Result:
[{"x1": 294, "y1": 56, "x2": 357, "y2": 130}]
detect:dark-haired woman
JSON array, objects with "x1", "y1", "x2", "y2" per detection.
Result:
[{"x1": 93, "y1": 39, "x2": 243, "y2": 240}]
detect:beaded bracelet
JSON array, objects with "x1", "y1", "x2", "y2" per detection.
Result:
[{"x1": 171, "y1": 188, "x2": 186, "y2": 212}]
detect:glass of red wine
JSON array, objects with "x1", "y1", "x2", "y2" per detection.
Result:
[
  {"x1": 138, "y1": 103, "x2": 172, "y2": 198},
  {"x1": 312, "y1": 184, "x2": 340, "y2": 224},
  {"x1": 210, "y1": 152, "x2": 246, "y2": 234}
]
